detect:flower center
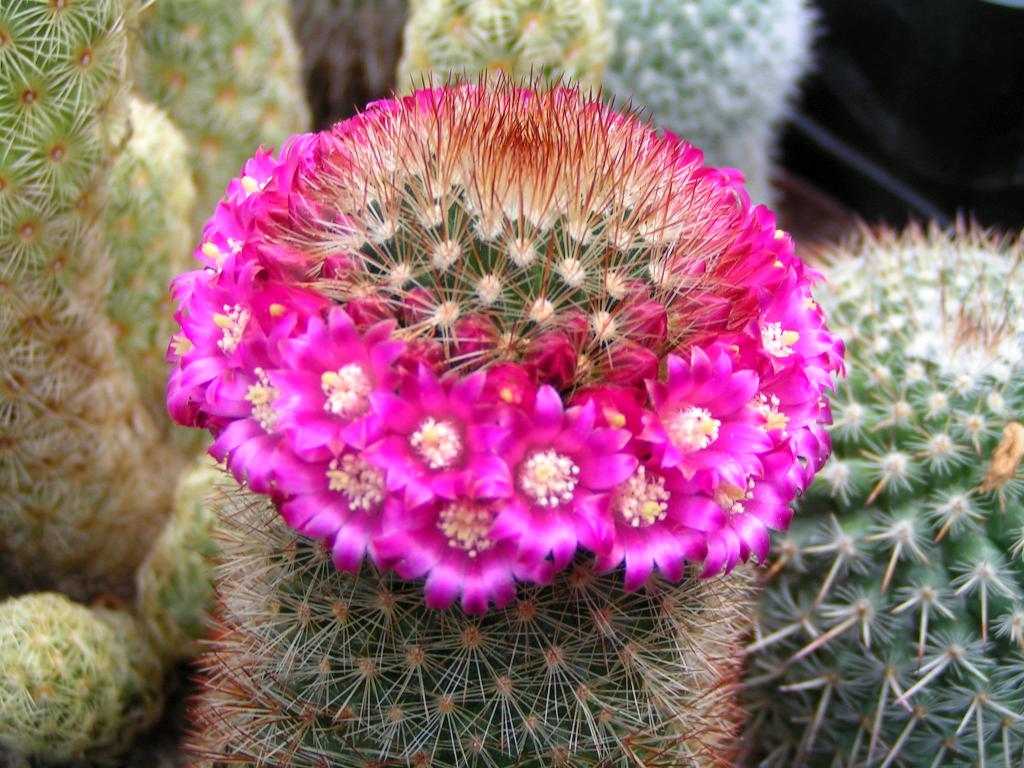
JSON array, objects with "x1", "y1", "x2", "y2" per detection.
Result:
[
  {"x1": 518, "y1": 450, "x2": 580, "y2": 508},
  {"x1": 410, "y1": 417, "x2": 462, "y2": 469},
  {"x1": 213, "y1": 303, "x2": 249, "y2": 354},
  {"x1": 761, "y1": 322, "x2": 800, "y2": 357},
  {"x1": 613, "y1": 466, "x2": 669, "y2": 528},
  {"x1": 754, "y1": 393, "x2": 789, "y2": 433},
  {"x1": 321, "y1": 364, "x2": 372, "y2": 418},
  {"x1": 714, "y1": 481, "x2": 752, "y2": 515},
  {"x1": 245, "y1": 367, "x2": 279, "y2": 432},
  {"x1": 326, "y1": 454, "x2": 386, "y2": 512},
  {"x1": 438, "y1": 501, "x2": 495, "y2": 558},
  {"x1": 667, "y1": 407, "x2": 720, "y2": 452}
]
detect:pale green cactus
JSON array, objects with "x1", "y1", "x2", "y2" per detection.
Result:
[
  {"x1": 0, "y1": 0, "x2": 184, "y2": 598},
  {"x1": 105, "y1": 95, "x2": 197, "y2": 436},
  {"x1": 743, "y1": 225, "x2": 1024, "y2": 767},
  {"x1": 603, "y1": 0, "x2": 816, "y2": 205},
  {"x1": 396, "y1": 0, "x2": 611, "y2": 92},
  {"x1": 135, "y1": 0, "x2": 311, "y2": 225},
  {"x1": 0, "y1": 592, "x2": 165, "y2": 762},
  {"x1": 185, "y1": 488, "x2": 753, "y2": 767}
]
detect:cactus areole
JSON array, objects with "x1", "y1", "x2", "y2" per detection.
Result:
[{"x1": 168, "y1": 83, "x2": 843, "y2": 613}]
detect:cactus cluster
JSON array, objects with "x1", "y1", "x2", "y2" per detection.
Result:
[
  {"x1": 291, "y1": 0, "x2": 409, "y2": 125},
  {"x1": 135, "y1": 0, "x2": 311, "y2": 225},
  {"x1": 744, "y1": 226, "x2": 1024, "y2": 767},
  {"x1": 602, "y1": 0, "x2": 816, "y2": 205},
  {"x1": 396, "y1": 0, "x2": 611, "y2": 92},
  {"x1": 188, "y1": 487, "x2": 754, "y2": 767}
]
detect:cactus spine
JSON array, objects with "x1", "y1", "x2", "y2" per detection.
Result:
[
  {"x1": 187, "y1": 488, "x2": 753, "y2": 767},
  {"x1": 135, "y1": 0, "x2": 312, "y2": 225},
  {"x1": 743, "y1": 225, "x2": 1024, "y2": 767},
  {"x1": 0, "y1": 0, "x2": 184, "y2": 597},
  {"x1": 396, "y1": 0, "x2": 611, "y2": 92},
  {"x1": 602, "y1": 0, "x2": 816, "y2": 205}
]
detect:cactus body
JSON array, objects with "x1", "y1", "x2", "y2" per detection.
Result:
[
  {"x1": 603, "y1": 0, "x2": 816, "y2": 205},
  {"x1": 744, "y1": 226, "x2": 1024, "y2": 767},
  {"x1": 135, "y1": 0, "x2": 311, "y2": 226},
  {"x1": 136, "y1": 461, "x2": 221, "y2": 661},
  {"x1": 0, "y1": 0, "x2": 183, "y2": 597},
  {"x1": 188, "y1": 488, "x2": 752, "y2": 767},
  {"x1": 291, "y1": 0, "x2": 409, "y2": 125},
  {"x1": 0, "y1": 592, "x2": 164, "y2": 762},
  {"x1": 105, "y1": 95, "x2": 197, "y2": 435},
  {"x1": 396, "y1": 0, "x2": 610, "y2": 92}
]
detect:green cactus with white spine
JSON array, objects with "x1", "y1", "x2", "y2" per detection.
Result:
[
  {"x1": 602, "y1": 0, "x2": 816, "y2": 205},
  {"x1": 743, "y1": 225, "x2": 1024, "y2": 767},
  {"x1": 396, "y1": 0, "x2": 611, "y2": 93},
  {"x1": 186, "y1": 487, "x2": 752, "y2": 767},
  {"x1": 0, "y1": 0, "x2": 186, "y2": 598},
  {"x1": 291, "y1": 0, "x2": 409, "y2": 125},
  {"x1": 0, "y1": 592, "x2": 165, "y2": 762},
  {"x1": 105, "y1": 95, "x2": 197, "y2": 437},
  {"x1": 135, "y1": 0, "x2": 311, "y2": 226}
]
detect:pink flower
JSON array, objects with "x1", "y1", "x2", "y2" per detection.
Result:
[
  {"x1": 364, "y1": 366, "x2": 508, "y2": 510},
  {"x1": 270, "y1": 308, "x2": 403, "y2": 460},
  {"x1": 488, "y1": 387, "x2": 639, "y2": 571},
  {"x1": 642, "y1": 346, "x2": 772, "y2": 490}
]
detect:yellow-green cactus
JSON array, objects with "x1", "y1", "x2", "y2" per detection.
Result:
[
  {"x1": 396, "y1": 0, "x2": 610, "y2": 92},
  {"x1": 0, "y1": 593, "x2": 165, "y2": 762},
  {"x1": 135, "y1": 0, "x2": 311, "y2": 225}
]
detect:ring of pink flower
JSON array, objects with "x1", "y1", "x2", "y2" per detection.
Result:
[{"x1": 168, "y1": 86, "x2": 843, "y2": 613}]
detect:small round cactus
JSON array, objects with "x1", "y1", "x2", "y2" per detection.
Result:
[
  {"x1": 396, "y1": 0, "x2": 611, "y2": 92},
  {"x1": 105, "y1": 95, "x2": 197, "y2": 436},
  {"x1": 744, "y1": 225, "x2": 1024, "y2": 767},
  {"x1": 188, "y1": 487, "x2": 754, "y2": 766},
  {"x1": 0, "y1": 593, "x2": 165, "y2": 762},
  {"x1": 602, "y1": 0, "x2": 816, "y2": 205},
  {"x1": 135, "y1": 0, "x2": 311, "y2": 226},
  {"x1": 136, "y1": 461, "x2": 221, "y2": 661},
  {"x1": 291, "y1": 0, "x2": 409, "y2": 124}
]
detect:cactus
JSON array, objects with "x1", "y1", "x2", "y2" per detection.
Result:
[
  {"x1": 135, "y1": 0, "x2": 311, "y2": 227},
  {"x1": 743, "y1": 225, "x2": 1024, "y2": 767},
  {"x1": 105, "y1": 95, "x2": 197, "y2": 435},
  {"x1": 0, "y1": 592, "x2": 165, "y2": 762},
  {"x1": 0, "y1": 0, "x2": 184, "y2": 597},
  {"x1": 291, "y1": 0, "x2": 409, "y2": 125},
  {"x1": 602, "y1": 0, "x2": 816, "y2": 205},
  {"x1": 187, "y1": 486, "x2": 754, "y2": 766},
  {"x1": 396, "y1": 0, "x2": 611, "y2": 92},
  {"x1": 169, "y1": 82, "x2": 842, "y2": 764},
  {"x1": 136, "y1": 461, "x2": 221, "y2": 661}
]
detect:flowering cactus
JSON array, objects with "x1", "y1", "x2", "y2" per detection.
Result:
[
  {"x1": 171, "y1": 81, "x2": 840, "y2": 765},
  {"x1": 169, "y1": 82, "x2": 841, "y2": 612}
]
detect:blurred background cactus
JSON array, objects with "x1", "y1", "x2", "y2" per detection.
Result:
[
  {"x1": 291, "y1": 0, "x2": 409, "y2": 126},
  {"x1": 396, "y1": 0, "x2": 610, "y2": 93},
  {"x1": 135, "y1": 0, "x2": 311, "y2": 225},
  {"x1": 188, "y1": 488, "x2": 754, "y2": 767},
  {"x1": 602, "y1": 0, "x2": 816, "y2": 206},
  {"x1": 743, "y1": 225, "x2": 1024, "y2": 767}
]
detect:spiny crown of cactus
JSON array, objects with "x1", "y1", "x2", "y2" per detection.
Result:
[
  {"x1": 0, "y1": 592, "x2": 165, "y2": 762},
  {"x1": 135, "y1": 0, "x2": 310, "y2": 226},
  {"x1": 744, "y1": 225, "x2": 1024, "y2": 768},
  {"x1": 0, "y1": 0, "x2": 183, "y2": 597},
  {"x1": 602, "y1": 0, "x2": 816, "y2": 205},
  {"x1": 396, "y1": 0, "x2": 611, "y2": 92},
  {"x1": 291, "y1": 0, "x2": 409, "y2": 125},
  {"x1": 167, "y1": 81, "x2": 841, "y2": 614},
  {"x1": 188, "y1": 487, "x2": 754, "y2": 767}
]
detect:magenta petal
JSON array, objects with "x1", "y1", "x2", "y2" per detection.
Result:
[
  {"x1": 461, "y1": 577, "x2": 489, "y2": 615},
  {"x1": 624, "y1": 548, "x2": 654, "y2": 591},
  {"x1": 332, "y1": 528, "x2": 367, "y2": 572},
  {"x1": 533, "y1": 385, "x2": 564, "y2": 432},
  {"x1": 424, "y1": 564, "x2": 460, "y2": 610},
  {"x1": 578, "y1": 453, "x2": 638, "y2": 490}
]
